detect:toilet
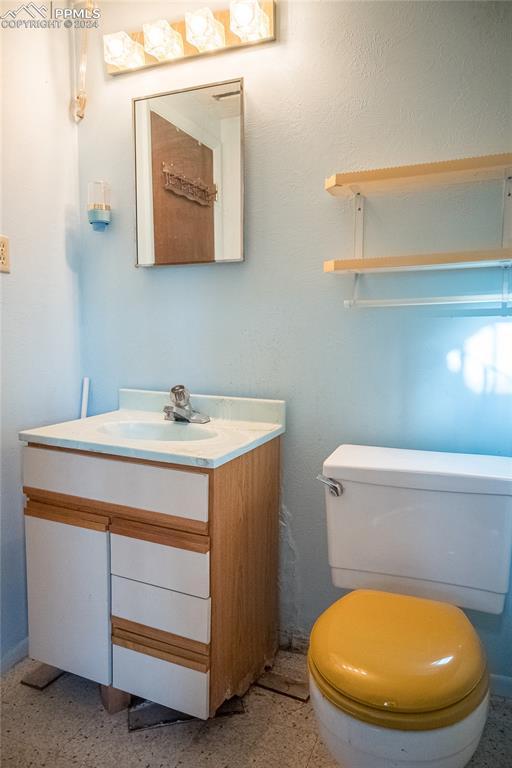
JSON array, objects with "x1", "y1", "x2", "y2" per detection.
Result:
[{"x1": 310, "y1": 445, "x2": 512, "y2": 768}]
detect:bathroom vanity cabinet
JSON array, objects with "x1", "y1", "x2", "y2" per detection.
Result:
[{"x1": 23, "y1": 439, "x2": 280, "y2": 719}]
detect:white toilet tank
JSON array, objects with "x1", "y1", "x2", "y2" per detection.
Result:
[{"x1": 322, "y1": 445, "x2": 512, "y2": 614}]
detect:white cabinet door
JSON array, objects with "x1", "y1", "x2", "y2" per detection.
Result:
[{"x1": 25, "y1": 516, "x2": 111, "y2": 684}]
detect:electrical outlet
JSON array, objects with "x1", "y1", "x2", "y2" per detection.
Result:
[{"x1": 0, "y1": 235, "x2": 10, "y2": 273}]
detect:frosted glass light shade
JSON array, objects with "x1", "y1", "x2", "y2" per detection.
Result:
[
  {"x1": 143, "y1": 20, "x2": 184, "y2": 61},
  {"x1": 88, "y1": 181, "x2": 111, "y2": 210},
  {"x1": 230, "y1": 0, "x2": 269, "y2": 42},
  {"x1": 185, "y1": 8, "x2": 225, "y2": 52},
  {"x1": 103, "y1": 31, "x2": 145, "y2": 69}
]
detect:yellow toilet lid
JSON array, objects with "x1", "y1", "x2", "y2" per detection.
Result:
[{"x1": 309, "y1": 590, "x2": 486, "y2": 714}]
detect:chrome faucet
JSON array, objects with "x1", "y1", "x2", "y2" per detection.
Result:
[{"x1": 163, "y1": 385, "x2": 210, "y2": 424}]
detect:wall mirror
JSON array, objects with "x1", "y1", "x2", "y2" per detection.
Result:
[{"x1": 134, "y1": 79, "x2": 243, "y2": 266}]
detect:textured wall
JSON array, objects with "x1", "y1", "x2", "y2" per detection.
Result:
[
  {"x1": 0, "y1": 26, "x2": 81, "y2": 671},
  {"x1": 66, "y1": 1, "x2": 512, "y2": 682}
]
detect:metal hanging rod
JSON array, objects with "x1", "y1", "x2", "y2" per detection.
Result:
[
  {"x1": 344, "y1": 293, "x2": 509, "y2": 309},
  {"x1": 344, "y1": 265, "x2": 511, "y2": 310}
]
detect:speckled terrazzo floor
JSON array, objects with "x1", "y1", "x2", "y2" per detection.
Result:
[{"x1": 1, "y1": 651, "x2": 511, "y2": 768}]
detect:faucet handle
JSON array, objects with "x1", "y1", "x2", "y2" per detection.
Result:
[
  {"x1": 170, "y1": 384, "x2": 190, "y2": 408},
  {"x1": 163, "y1": 404, "x2": 176, "y2": 421}
]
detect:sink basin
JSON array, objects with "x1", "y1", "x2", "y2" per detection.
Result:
[{"x1": 99, "y1": 421, "x2": 218, "y2": 442}]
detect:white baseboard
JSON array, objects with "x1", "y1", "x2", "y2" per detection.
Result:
[
  {"x1": 490, "y1": 673, "x2": 512, "y2": 699},
  {"x1": 1, "y1": 637, "x2": 28, "y2": 676}
]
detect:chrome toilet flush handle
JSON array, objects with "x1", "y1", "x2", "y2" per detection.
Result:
[{"x1": 316, "y1": 474, "x2": 343, "y2": 497}]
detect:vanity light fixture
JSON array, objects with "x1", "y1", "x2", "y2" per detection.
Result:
[
  {"x1": 230, "y1": 0, "x2": 270, "y2": 42},
  {"x1": 142, "y1": 20, "x2": 184, "y2": 61},
  {"x1": 103, "y1": 1, "x2": 275, "y2": 75},
  {"x1": 88, "y1": 181, "x2": 111, "y2": 232},
  {"x1": 103, "y1": 31, "x2": 145, "y2": 69},
  {"x1": 185, "y1": 8, "x2": 226, "y2": 52}
]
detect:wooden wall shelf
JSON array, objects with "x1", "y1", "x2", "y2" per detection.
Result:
[
  {"x1": 325, "y1": 153, "x2": 512, "y2": 197},
  {"x1": 324, "y1": 248, "x2": 512, "y2": 274}
]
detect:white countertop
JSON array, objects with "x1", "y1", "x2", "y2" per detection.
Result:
[{"x1": 19, "y1": 389, "x2": 286, "y2": 469}]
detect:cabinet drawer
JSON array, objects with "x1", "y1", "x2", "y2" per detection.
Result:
[
  {"x1": 112, "y1": 575, "x2": 210, "y2": 644},
  {"x1": 110, "y1": 523, "x2": 210, "y2": 597},
  {"x1": 113, "y1": 644, "x2": 209, "y2": 719},
  {"x1": 23, "y1": 446, "x2": 209, "y2": 528}
]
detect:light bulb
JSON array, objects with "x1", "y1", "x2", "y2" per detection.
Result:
[
  {"x1": 103, "y1": 31, "x2": 145, "y2": 69},
  {"x1": 185, "y1": 8, "x2": 225, "y2": 53},
  {"x1": 189, "y1": 14, "x2": 208, "y2": 35},
  {"x1": 143, "y1": 20, "x2": 184, "y2": 61},
  {"x1": 232, "y1": 2, "x2": 254, "y2": 27},
  {"x1": 230, "y1": 0, "x2": 269, "y2": 42}
]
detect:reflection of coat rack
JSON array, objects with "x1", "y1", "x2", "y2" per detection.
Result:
[{"x1": 162, "y1": 162, "x2": 217, "y2": 207}]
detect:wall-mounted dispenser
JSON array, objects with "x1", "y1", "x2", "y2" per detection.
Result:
[{"x1": 88, "y1": 181, "x2": 111, "y2": 231}]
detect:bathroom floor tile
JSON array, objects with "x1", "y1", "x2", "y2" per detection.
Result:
[
  {"x1": 176, "y1": 685, "x2": 318, "y2": 768},
  {"x1": 1, "y1": 667, "x2": 103, "y2": 752},
  {"x1": 271, "y1": 649, "x2": 308, "y2": 682},
  {"x1": 57, "y1": 681, "x2": 202, "y2": 768},
  {"x1": 0, "y1": 658, "x2": 38, "y2": 698},
  {"x1": 2, "y1": 654, "x2": 511, "y2": 768},
  {"x1": 305, "y1": 737, "x2": 338, "y2": 768},
  {"x1": 467, "y1": 695, "x2": 512, "y2": 767},
  {"x1": 0, "y1": 738, "x2": 89, "y2": 768},
  {"x1": 62, "y1": 718, "x2": 202, "y2": 768}
]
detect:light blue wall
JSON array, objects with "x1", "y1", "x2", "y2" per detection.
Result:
[
  {"x1": 1, "y1": 28, "x2": 81, "y2": 671},
  {"x1": 76, "y1": 1, "x2": 512, "y2": 678}
]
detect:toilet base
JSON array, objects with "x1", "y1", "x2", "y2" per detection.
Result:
[{"x1": 309, "y1": 674, "x2": 489, "y2": 768}]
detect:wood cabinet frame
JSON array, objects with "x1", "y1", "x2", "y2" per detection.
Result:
[{"x1": 23, "y1": 437, "x2": 280, "y2": 717}]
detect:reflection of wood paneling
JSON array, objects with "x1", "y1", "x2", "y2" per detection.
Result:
[{"x1": 151, "y1": 111, "x2": 215, "y2": 265}]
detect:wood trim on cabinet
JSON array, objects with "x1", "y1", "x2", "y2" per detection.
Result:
[
  {"x1": 24, "y1": 500, "x2": 109, "y2": 532},
  {"x1": 26, "y1": 443, "x2": 213, "y2": 475},
  {"x1": 208, "y1": 437, "x2": 280, "y2": 715},
  {"x1": 112, "y1": 636, "x2": 209, "y2": 674},
  {"x1": 112, "y1": 624, "x2": 209, "y2": 670},
  {"x1": 110, "y1": 517, "x2": 210, "y2": 554},
  {"x1": 112, "y1": 616, "x2": 209, "y2": 657},
  {"x1": 112, "y1": 629, "x2": 208, "y2": 669},
  {"x1": 23, "y1": 487, "x2": 208, "y2": 536}
]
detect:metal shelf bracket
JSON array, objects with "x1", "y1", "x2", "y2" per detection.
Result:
[
  {"x1": 502, "y1": 171, "x2": 512, "y2": 247},
  {"x1": 501, "y1": 264, "x2": 510, "y2": 314},
  {"x1": 353, "y1": 193, "x2": 365, "y2": 260}
]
